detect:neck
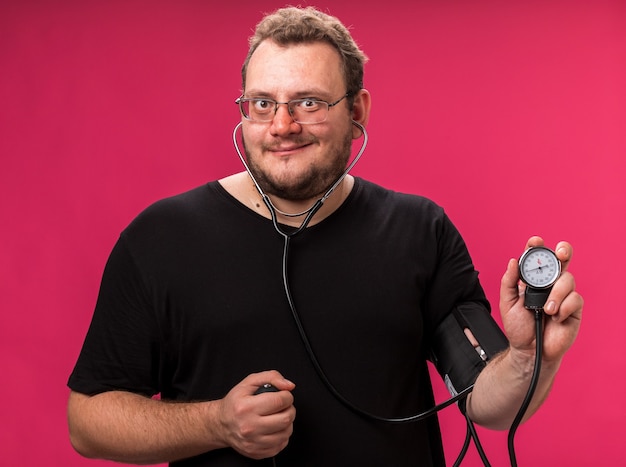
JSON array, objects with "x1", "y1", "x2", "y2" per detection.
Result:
[
  {"x1": 218, "y1": 173, "x2": 355, "y2": 228},
  {"x1": 264, "y1": 175, "x2": 354, "y2": 227}
]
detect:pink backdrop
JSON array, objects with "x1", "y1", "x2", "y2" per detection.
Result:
[{"x1": 1, "y1": 1, "x2": 624, "y2": 465}]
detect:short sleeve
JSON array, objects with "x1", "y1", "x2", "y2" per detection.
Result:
[
  {"x1": 68, "y1": 234, "x2": 160, "y2": 396},
  {"x1": 423, "y1": 213, "x2": 508, "y2": 394},
  {"x1": 423, "y1": 213, "x2": 490, "y2": 330}
]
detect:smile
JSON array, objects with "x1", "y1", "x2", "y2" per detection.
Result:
[{"x1": 268, "y1": 143, "x2": 312, "y2": 156}]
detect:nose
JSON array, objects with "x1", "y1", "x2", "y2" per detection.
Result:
[{"x1": 270, "y1": 103, "x2": 301, "y2": 136}]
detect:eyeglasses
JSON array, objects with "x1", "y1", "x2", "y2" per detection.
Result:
[{"x1": 235, "y1": 93, "x2": 350, "y2": 124}]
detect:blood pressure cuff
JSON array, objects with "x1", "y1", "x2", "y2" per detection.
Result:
[{"x1": 429, "y1": 303, "x2": 509, "y2": 413}]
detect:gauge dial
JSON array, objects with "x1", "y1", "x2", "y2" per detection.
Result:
[{"x1": 519, "y1": 246, "x2": 561, "y2": 289}]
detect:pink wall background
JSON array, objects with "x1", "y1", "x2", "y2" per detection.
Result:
[{"x1": 1, "y1": 1, "x2": 624, "y2": 465}]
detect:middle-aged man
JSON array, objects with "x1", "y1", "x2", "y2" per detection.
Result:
[{"x1": 67, "y1": 6, "x2": 583, "y2": 466}]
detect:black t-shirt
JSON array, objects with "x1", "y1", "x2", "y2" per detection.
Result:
[{"x1": 69, "y1": 177, "x2": 495, "y2": 466}]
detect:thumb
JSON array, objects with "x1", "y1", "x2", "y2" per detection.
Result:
[{"x1": 500, "y1": 258, "x2": 522, "y2": 315}]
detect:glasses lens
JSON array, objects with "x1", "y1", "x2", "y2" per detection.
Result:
[
  {"x1": 238, "y1": 98, "x2": 330, "y2": 124},
  {"x1": 290, "y1": 99, "x2": 328, "y2": 124},
  {"x1": 240, "y1": 99, "x2": 273, "y2": 121}
]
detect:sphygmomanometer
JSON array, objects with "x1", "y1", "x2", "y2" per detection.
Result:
[{"x1": 234, "y1": 119, "x2": 557, "y2": 466}]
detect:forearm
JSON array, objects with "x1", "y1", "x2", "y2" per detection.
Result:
[
  {"x1": 467, "y1": 347, "x2": 561, "y2": 430},
  {"x1": 68, "y1": 390, "x2": 225, "y2": 464}
]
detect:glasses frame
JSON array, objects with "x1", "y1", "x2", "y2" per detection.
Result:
[{"x1": 235, "y1": 93, "x2": 350, "y2": 124}]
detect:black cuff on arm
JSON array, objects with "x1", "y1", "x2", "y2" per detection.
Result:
[{"x1": 429, "y1": 303, "x2": 509, "y2": 413}]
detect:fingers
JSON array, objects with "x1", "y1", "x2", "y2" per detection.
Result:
[
  {"x1": 523, "y1": 237, "x2": 573, "y2": 273},
  {"x1": 517, "y1": 237, "x2": 583, "y2": 360},
  {"x1": 525, "y1": 235, "x2": 544, "y2": 249},
  {"x1": 554, "y1": 241, "x2": 573, "y2": 273},
  {"x1": 499, "y1": 258, "x2": 522, "y2": 315},
  {"x1": 219, "y1": 371, "x2": 296, "y2": 459},
  {"x1": 243, "y1": 371, "x2": 295, "y2": 417},
  {"x1": 236, "y1": 371, "x2": 295, "y2": 426},
  {"x1": 544, "y1": 271, "x2": 583, "y2": 323},
  {"x1": 502, "y1": 236, "x2": 580, "y2": 329},
  {"x1": 244, "y1": 370, "x2": 296, "y2": 395},
  {"x1": 520, "y1": 236, "x2": 577, "y2": 321},
  {"x1": 241, "y1": 404, "x2": 295, "y2": 459},
  {"x1": 252, "y1": 388, "x2": 295, "y2": 419}
]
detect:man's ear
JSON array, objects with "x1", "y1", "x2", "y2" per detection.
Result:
[{"x1": 351, "y1": 89, "x2": 371, "y2": 139}]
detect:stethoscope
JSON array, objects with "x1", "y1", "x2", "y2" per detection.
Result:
[
  {"x1": 231, "y1": 120, "x2": 368, "y2": 237},
  {"x1": 231, "y1": 120, "x2": 473, "y2": 425},
  {"x1": 231, "y1": 120, "x2": 536, "y2": 467}
]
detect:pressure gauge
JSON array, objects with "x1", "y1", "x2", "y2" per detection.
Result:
[
  {"x1": 519, "y1": 246, "x2": 561, "y2": 289},
  {"x1": 518, "y1": 246, "x2": 561, "y2": 310}
]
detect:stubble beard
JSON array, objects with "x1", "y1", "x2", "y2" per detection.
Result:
[{"x1": 242, "y1": 133, "x2": 353, "y2": 201}]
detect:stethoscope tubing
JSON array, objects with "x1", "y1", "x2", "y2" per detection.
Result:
[{"x1": 231, "y1": 120, "x2": 368, "y2": 237}]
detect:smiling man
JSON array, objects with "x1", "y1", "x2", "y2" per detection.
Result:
[
  {"x1": 67, "y1": 6, "x2": 583, "y2": 467},
  {"x1": 227, "y1": 25, "x2": 371, "y2": 222}
]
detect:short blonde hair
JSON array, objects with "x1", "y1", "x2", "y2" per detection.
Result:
[{"x1": 241, "y1": 6, "x2": 368, "y2": 99}]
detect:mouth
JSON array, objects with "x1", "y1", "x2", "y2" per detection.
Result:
[{"x1": 267, "y1": 142, "x2": 313, "y2": 157}]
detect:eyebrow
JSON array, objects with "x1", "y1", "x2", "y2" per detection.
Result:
[{"x1": 244, "y1": 88, "x2": 334, "y2": 100}]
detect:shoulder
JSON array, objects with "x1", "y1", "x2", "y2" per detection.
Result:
[
  {"x1": 352, "y1": 177, "x2": 446, "y2": 219},
  {"x1": 121, "y1": 182, "x2": 223, "y2": 240},
  {"x1": 346, "y1": 178, "x2": 461, "y2": 247}
]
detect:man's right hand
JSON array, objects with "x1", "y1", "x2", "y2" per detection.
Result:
[{"x1": 214, "y1": 370, "x2": 296, "y2": 459}]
